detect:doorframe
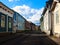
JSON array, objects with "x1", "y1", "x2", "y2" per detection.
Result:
[{"x1": 8, "y1": 16, "x2": 13, "y2": 32}]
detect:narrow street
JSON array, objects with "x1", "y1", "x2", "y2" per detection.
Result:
[
  {"x1": 0, "y1": 31, "x2": 58, "y2": 45},
  {"x1": 0, "y1": 0, "x2": 60, "y2": 45}
]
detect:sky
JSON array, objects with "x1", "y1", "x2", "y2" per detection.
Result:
[{"x1": 0, "y1": 0, "x2": 47, "y2": 26}]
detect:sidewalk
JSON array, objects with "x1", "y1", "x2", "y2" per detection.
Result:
[{"x1": 49, "y1": 36, "x2": 60, "y2": 45}]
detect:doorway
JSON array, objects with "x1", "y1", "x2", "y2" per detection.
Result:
[{"x1": 8, "y1": 16, "x2": 12, "y2": 32}]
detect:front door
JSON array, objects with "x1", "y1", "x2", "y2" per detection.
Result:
[{"x1": 8, "y1": 16, "x2": 12, "y2": 32}]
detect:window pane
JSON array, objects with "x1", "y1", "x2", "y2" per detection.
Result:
[
  {"x1": 1, "y1": 15, "x2": 5, "y2": 27},
  {"x1": 9, "y1": 18, "x2": 12, "y2": 28}
]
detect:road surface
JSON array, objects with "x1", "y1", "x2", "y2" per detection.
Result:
[{"x1": 0, "y1": 31, "x2": 58, "y2": 45}]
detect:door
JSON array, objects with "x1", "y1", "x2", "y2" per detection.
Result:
[
  {"x1": 8, "y1": 16, "x2": 12, "y2": 32},
  {"x1": 0, "y1": 14, "x2": 6, "y2": 32}
]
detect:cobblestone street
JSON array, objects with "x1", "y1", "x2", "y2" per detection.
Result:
[{"x1": 0, "y1": 31, "x2": 58, "y2": 45}]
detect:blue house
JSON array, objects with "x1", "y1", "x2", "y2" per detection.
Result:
[{"x1": 13, "y1": 12, "x2": 26, "y2": 32}]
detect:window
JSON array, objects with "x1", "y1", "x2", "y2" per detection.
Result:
[
  {"x1": 56, "y1": 11, "x2": 59, "y2": 24},
  {"x1": 1, "y1": 15, "x2": 5, "y2": 27}
]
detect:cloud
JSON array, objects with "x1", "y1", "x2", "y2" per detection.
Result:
[{"x1": 12, "y1": 5, "x2": 44, "y2": 25}]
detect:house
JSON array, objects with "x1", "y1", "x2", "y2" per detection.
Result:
[
  {"x1": 40, "y1": 0, "x2": 60, "y2": 37},
  {"x1": 0, "y1": 2, "x2": 14, "y2": 33},
  {"x1": 13, "y1": 12, "x2": 26, "y2": 33},
  {"x1": 25, "y1": 21, "x2": 31, "y2": 30},
  {"x1": 40, "y1": 0, "x2": 53, "y2": 35},
  {"x1": 50, "y1": 0, "x2": 60, "y2": 37}
]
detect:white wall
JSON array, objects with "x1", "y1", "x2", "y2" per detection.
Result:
[
  {"x1": 44, "y1": 10, "x2": 51, "y2": 35},
  {"x1": 40, "y1": 21, "x2": 44, "y2": 31},
  {"x1": 53, "y1": 3, "x2": 60, "y2": 37}
]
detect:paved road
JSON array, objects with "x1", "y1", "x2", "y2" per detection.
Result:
[{"x1": 0, "y1": 31, "x2": 58, "y2": 45}]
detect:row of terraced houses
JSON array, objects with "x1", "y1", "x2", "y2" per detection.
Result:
[
  {"x1": 0, "y1": 2, "x2": 40, "y2": 34},
  {"x1": 40, "y1": 0, "x2": 60, "y2": 37}
]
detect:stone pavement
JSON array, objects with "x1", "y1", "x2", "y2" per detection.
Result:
[
  {"x1": 1, "y1": 33, "x2": 58, "y2": 45},
  {"x1": 0, "y1": 33, "x2": 23, "y2": 44},
  {"x1": 0, "y1": 31, "x2": 59, "y2": 45}
]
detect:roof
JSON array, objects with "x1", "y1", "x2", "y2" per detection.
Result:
[
  {"x1": 42, "y1": 7, "x2": 47, "y2": 15},
  {"x1": 42, "y1": 0, "x2": 53, "y2": 15},
  {"x1": 14, "y1": 11, "x2": 26, "y2": 21},
  {"x1": 50, "y1": 1, "x2": 57, "y2": 12},
  {"x1": 0, "y1": 2, "x2": 14, "y2": 12}
]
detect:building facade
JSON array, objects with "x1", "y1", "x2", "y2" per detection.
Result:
[
  {"x1": 40, "y1": 16, "x2": 44, "y2": 31},
  {"x1": 0, "y1": 2, "x2": 14, "y2": 33},
  {"x1": 13, "y1": 12, "x2": 26, "y2": 32},
  {"x1": 50, "y1": 0, "x2": 60, "y2": 37},
  {"x1": 40, "y1": 0, "x2": 60, "y2": 37},
  {"x1": 25, "y1": 21, "x2": 31, "y2": 30}
]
